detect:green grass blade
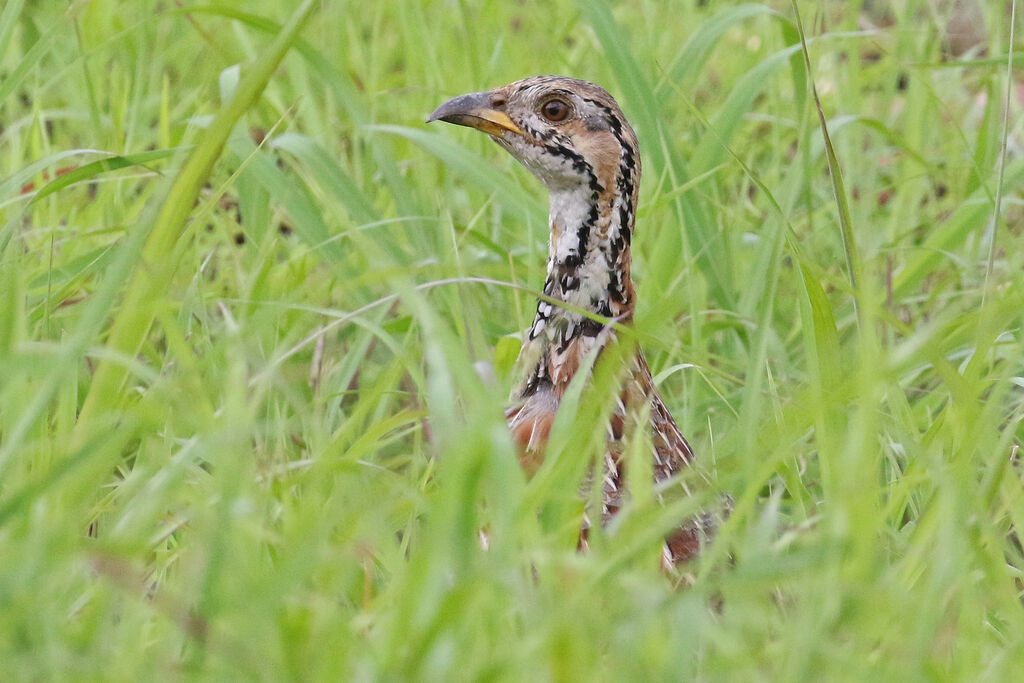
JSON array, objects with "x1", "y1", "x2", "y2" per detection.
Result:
[
  {"x1": 657, "y1": 3, "x2": 780, "y2": 92},
  {"x1": 28, "y1": 148, "x2": 189, "y2": 203},
  {"x1": 226, "y1": 135, "x2": 342, "y2": 261},
  {"x1": 578, "y1": 0, "x2": 735, "y2": 309},
  {"x1": 0, "y1": 12, "x2": 60, "y2": 106},
  {"x1": 269, "y1": 132, "x2": 379, "y2": 227},
  {"x1": 894, "y1": 160, "x2": 1024, "y2": 299},
  {"x1": 372, "y1": 124, "x2": 545, "y2": 224},
  {"x1": 983, "y1": 0, "x2": 1017, "y2": 293},
  {"x1": 791, "y1": 1, "x2": 860, "y2": 294},
  {"x1": 73, "y1": 0, "x2": 319, "y2": 433},
  {"x1": 0, "y1": 0, "x2": 26, "y2": 61}
]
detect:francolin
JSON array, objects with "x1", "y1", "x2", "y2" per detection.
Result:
[{"x1": 429, "y1": 76, "x2": 714, "y2": 565}]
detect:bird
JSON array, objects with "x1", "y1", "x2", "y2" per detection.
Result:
[{"x1": 428, "y1": 76, "x2": 716, "y2": 566}]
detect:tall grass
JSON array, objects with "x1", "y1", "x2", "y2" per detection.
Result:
[{"x1": 1, "y1": 0, "x2": 1022, "y2": 679}]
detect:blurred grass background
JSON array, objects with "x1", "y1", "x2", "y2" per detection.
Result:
[{"x1": 1, "y1": 0, "x2": 1023, "y2": 679}]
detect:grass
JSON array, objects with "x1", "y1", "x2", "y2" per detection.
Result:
[{"x1": 1, "y1": 0, "x2": 1023, "y2": 679}]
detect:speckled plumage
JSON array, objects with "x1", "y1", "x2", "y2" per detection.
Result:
[{"x1": 430, "y1": 76, "x2": 713, "y2": 565}]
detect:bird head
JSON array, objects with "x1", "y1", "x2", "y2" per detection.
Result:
[{"x1": 428, "y1": 76, "x2": 640, "y2": 196}]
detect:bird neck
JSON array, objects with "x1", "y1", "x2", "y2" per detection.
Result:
[
  {"x1": 513, "y1": 181, "x2": 637, "y2": 400},
  {"x1": 526, "y1": 182, "x2": 637, "y2": 344}
]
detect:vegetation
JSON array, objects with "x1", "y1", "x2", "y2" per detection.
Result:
[{"x1": 1, "y1": 0, "x2": 1021, "y2": 678}]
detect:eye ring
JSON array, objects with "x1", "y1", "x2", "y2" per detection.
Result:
[{"x1": 539, "y1": 98, "x2": 571, "y2": 122}]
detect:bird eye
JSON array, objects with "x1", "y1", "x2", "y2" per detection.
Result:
[{"x1": 540, "y1": 99, "x2": 570, "y2": 122}]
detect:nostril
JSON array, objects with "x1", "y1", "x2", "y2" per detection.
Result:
[{"x1": 489, "y1": 94, "x2": 506, "y2": 108}]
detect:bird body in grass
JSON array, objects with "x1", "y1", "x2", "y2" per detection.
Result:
[{"x1": 429, "y1": 76, "x2": 715, "y2": 565}]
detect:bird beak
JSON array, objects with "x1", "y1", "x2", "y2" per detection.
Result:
[{"x1": 427, "y1": 91, "x2": 523, "y2": 137}]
